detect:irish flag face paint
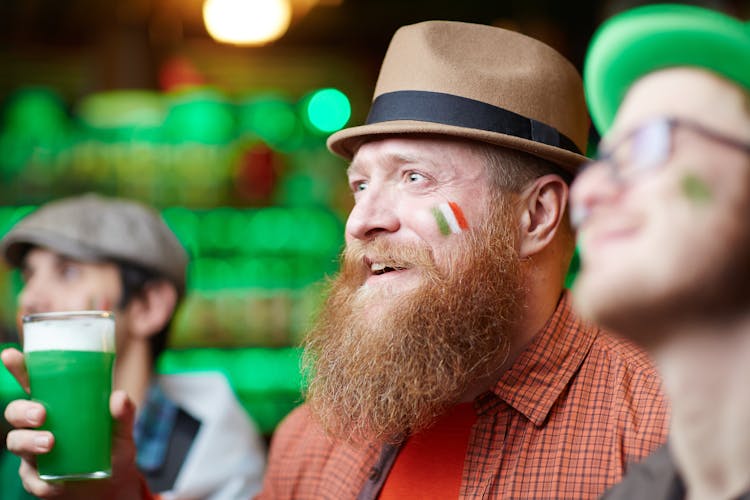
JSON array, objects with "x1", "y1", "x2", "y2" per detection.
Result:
[
  {"x1": 432, "y1": 201, "x2": 469, "y2": 236},
  {"x1": 681, "y1": 173, "x2": 712, "y2": 204}
]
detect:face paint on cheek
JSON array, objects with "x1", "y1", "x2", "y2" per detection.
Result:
[
  {"x1": 681, "y1": 174, "x2": 713, "y2": 204},
  {"x1": 432, "y1": 201, "x2": 469, "y2": 236},
  {"x1": 88, "y1": 297, "x2": 113, "y2": 311}
]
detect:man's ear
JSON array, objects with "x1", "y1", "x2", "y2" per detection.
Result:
[
  {"x1": 124, "y1": 280, "x2": 178, "y2": 340},
  {"x1": 517, "y1": 174, "x2": 568, "y2": 258}
]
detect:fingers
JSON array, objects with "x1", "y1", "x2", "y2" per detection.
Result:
[
  {"x1": 9, "y1": 431, "x2": 64, "y2": 498},
  {"x1": 5, "y1": 402, "x2": 53, "y2": 470},
  {"x1": 18, "y1": 457, "x2": 65, "y2": 498},
  {"x1": 7, "y1": 393, "x2": 139, "y2": 500},
  {"x1": 6, "y1": 428, "x2": 53, "y2": 458},
  {"x1": 4, "y1": 399, "x2": 46, "y2": 428},
  {"x1": 1, "y1": 348, "x2": 30, "y2": 393},
  {"x1": 4, "y1": 398, "x2": 63, "y2": 498},
  {"x1": 5, "y1": 398, "x2": 52, "y2": 489}
]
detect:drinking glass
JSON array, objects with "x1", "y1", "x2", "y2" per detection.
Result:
[{"x1": 23, "y1": 311, "x2": 115, "y2": 481}]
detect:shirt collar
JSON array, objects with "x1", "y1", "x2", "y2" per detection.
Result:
[{"x1": 481, "y1": 291, "x2": 600, "y2": 426}]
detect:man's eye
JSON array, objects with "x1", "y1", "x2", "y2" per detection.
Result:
[
  {"x1": 630, "y1": 120, "x2": 670, "y2": 170},
  {"x1": 406, "y1": 172, "x2": 425, "y2": 182},
  {"x1": 60, "y1": 263, "x2": 81, "y2": 281},
  {"x1": 352, "y1": 180, "x2": 368, "y2": 192}
]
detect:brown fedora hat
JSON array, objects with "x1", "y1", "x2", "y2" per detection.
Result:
[{"x1": 328, "y1": 21, "x2": 590, "y2": 173}]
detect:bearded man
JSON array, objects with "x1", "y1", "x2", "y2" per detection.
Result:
[
  {"x1": 257, "y1": 20, "x2": 669, "y2": 499},
  {"x1": 3, "y1": 20, "x2": 669, "y2": 500}
]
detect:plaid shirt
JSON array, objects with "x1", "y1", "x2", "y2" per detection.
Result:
[
  {"x1": 258, "y1": 292, "x2": 669, "y2": 499},
  {"x1": 133, "y1": 383, "x2": 179, "y2": 473}
]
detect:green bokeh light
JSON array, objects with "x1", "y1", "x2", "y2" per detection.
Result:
[
  {"x1": 76, "y1": 90, "x2": 165, "y2": 143},
  {"x1": 163, "y1": 88, "x2": 235, "y2": 145},
  {"x1": 76, "y1": 91, "x2": 165, "y2": 129},
  {"x1": 4, "y1": 87, "x2": 68, "y2": 140},
  {"x1": 238, "y1": 94, "x2": 299, "y2": 149},
  {"x1": 304, "y1": 88, "x2": 351, "y2": 133}
]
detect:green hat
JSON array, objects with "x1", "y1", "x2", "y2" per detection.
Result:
[{"x1": 585, "y1": 3, "x2": 750, "y2": 135}]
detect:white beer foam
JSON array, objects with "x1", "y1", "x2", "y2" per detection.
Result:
[{"x1": 24, "y1": 317, "x2": 115, "y2": 353}]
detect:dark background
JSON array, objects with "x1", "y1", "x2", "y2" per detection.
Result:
[{"x1": 1, "y1": 0, "x2": 746, "y2": 100}]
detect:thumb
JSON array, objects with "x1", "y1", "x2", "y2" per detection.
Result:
[
  {"x1": 109, "y1": 390, "x2": 146, "y2": 499},
  {"x1": 111, "y1": 390, "x2": 136, "y2": 436},
  {"x1": 110, "y1": 390, "x2": 138, "y2": 473}
]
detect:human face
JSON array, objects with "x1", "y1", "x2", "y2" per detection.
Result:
[
  {"x1": 345, "y1": 136, "x2": 495, "y2": 301},
  {"x1": 572, "y1": 68, "x2": 750, "y2": 341},
  {"x1": 306, "y1": 153, "x2": 522, "y2": 442},
  {"x1": 19, "y1": 247, "x2": 123, "y2": 318}
]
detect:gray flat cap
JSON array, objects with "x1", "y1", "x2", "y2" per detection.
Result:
[{"x1": 1, "y1": 193, "x2": 188, "y2": 296}]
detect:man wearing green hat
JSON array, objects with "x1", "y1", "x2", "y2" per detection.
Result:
[{"x1": 571, "y1": 4, "x2": 750, "y2": 499}]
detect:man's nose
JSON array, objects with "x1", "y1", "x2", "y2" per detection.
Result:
[
  {"x1": 18, "y1": 278, "x2": 50, "y2": 315},
  {"x1": 345, "y1": 188, "x2": 400, "y2": 241},
  {"x1": 570, "y1": 161, "x2": 624, "y2": 229}
]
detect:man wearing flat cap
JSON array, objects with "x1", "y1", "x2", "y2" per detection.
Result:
[
  {"x1": 1, "y1": 194, "x2": 266, "y2": 499},
  {"x1": 7, "y1": 21, "x2": 669, "y2": 500},
  {"x1": 571, "y1": 4, "x2": 750, "y2": 499}
]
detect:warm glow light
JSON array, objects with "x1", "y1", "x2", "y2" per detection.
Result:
[{"x1": 203, "y1": 0, "x2": 292, "y2": 46}]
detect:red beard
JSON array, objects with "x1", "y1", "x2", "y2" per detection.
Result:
[{"x1": 303, "y1": 196, "x2": 525, "y2": 444}]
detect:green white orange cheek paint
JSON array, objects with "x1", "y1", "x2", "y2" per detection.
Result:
[
  {"x1": 87, "y1": 297, "x2": 113, "y2": 311},
  {"x1": 681, "y1": 173, "x2": 712, "y2": 203},
  {"x1": 432, "y1": 201, "x2": 469, "y2": 236}
]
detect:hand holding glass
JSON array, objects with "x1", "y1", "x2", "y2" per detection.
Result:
[{"x1": 23, "y1": 311, "x2": 116, "y2": 481}]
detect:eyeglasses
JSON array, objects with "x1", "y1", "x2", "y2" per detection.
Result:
[{"x1": 587, "y1": 117, "x2": 750, "y2": 183}]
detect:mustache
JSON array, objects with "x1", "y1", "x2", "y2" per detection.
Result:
[{"x1": 342, "y1": 238, "x2": 438, "y2": 274}]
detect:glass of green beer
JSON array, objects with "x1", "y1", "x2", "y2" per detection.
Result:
[{"x1": 23, "y1": 311, "x2": 116, "y2": 481}]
